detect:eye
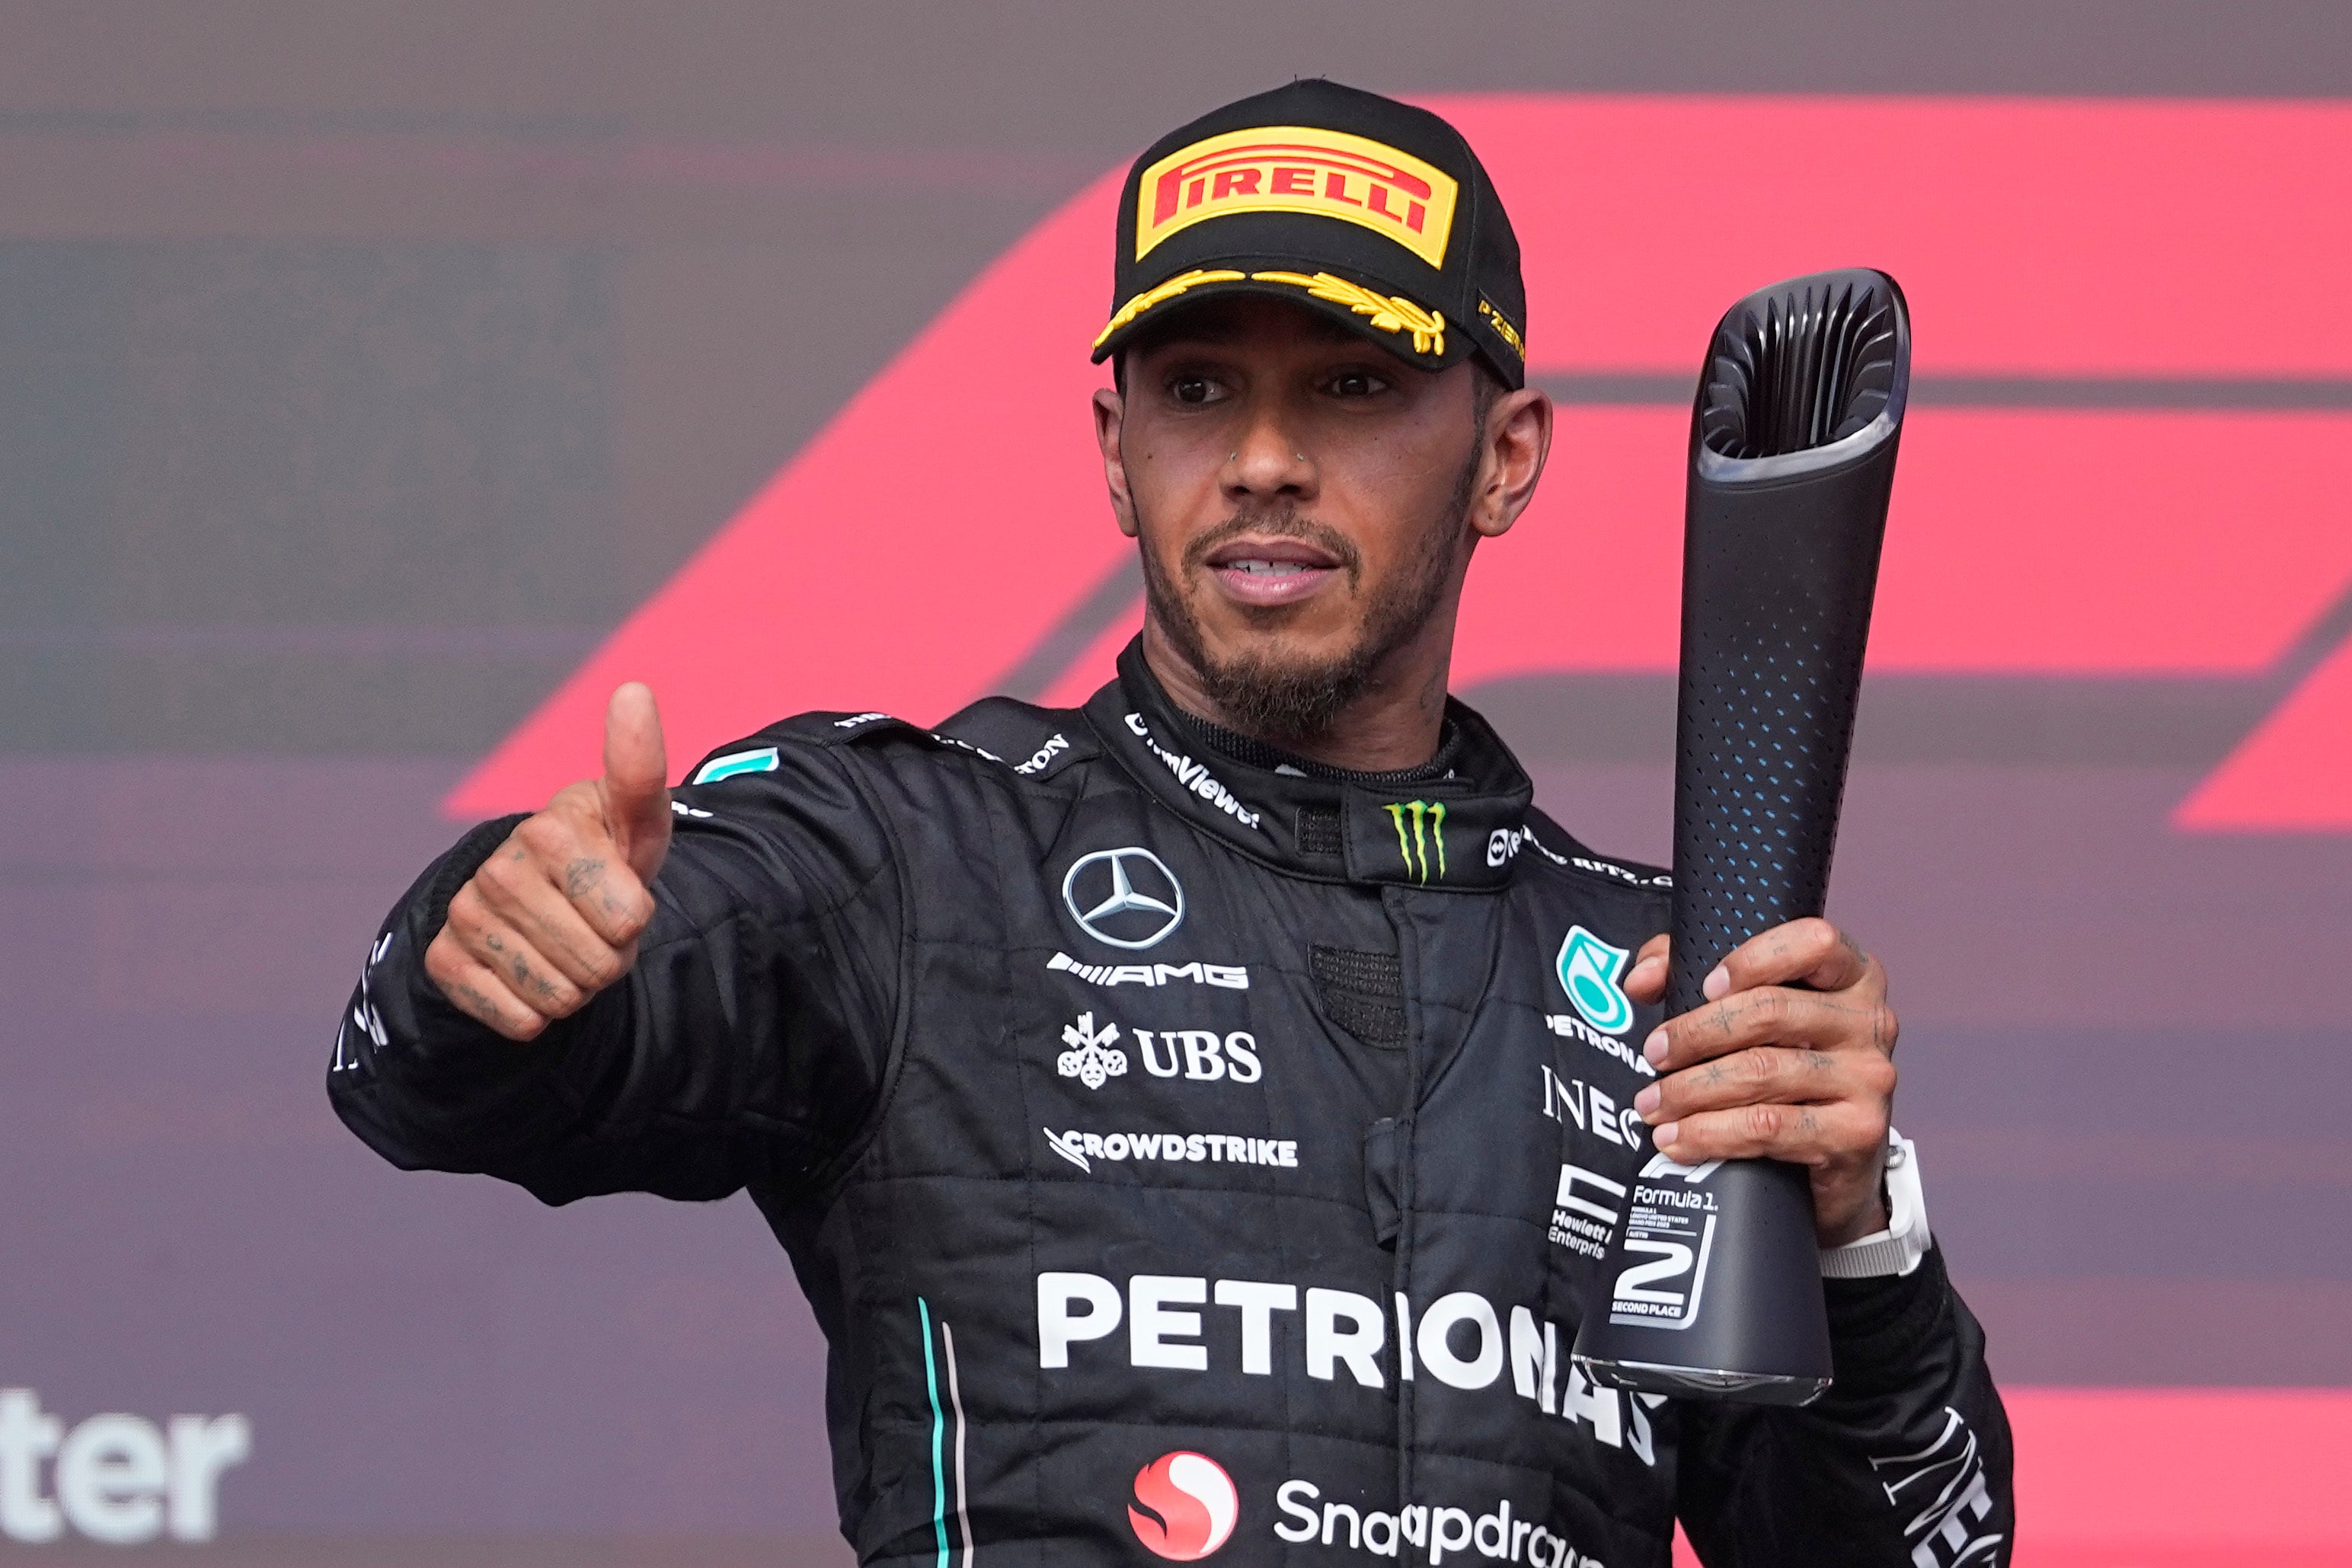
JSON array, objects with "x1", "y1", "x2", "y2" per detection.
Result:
[
  {"x1": 1325, "y1": 370, "x2": 1391, "y2": 398},
  {"x1": 1168, "y1": 375, "x2": 1222, "y2": 406}
]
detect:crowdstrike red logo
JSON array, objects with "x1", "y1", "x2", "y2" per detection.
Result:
[{"x1": 1129, "y1": 1450, "x2": 1238, "y2": 1560}]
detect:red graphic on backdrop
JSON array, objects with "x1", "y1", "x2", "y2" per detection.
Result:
[
  {"x1": 446, "y1": 97, "x2": 2352, "y2": 829},
  {"x1": 1128, "y1": 1451, "x2": 1238, "y2": 1561}
]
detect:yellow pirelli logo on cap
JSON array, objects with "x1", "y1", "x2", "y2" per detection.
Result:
[{"x1": 1136, "y1": 125, "x2": 1459, "y2": 270}]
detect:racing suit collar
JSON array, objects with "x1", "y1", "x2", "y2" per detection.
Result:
[{"x1": 1084, "y1": 637, "x2": 1536, "y2": 890}]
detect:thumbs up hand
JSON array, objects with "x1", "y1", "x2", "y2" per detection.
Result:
[{"x1": 426, "y1": 684, "x2": 674, "y2": 1041}]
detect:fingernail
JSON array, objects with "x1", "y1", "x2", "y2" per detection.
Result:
[
  {"x1": 1634, "y1": 1085, "x2": 1661, "y2": 1116},
  {"x1": 1702, "y1": 966, "x2": 1730, "y2": 1001},
  {"x1": 1643, "y1": 1028, "x2": 1669, "y2": 1065},
  {"x1": 1652, "y1": 1121, "x2": 1679, "y2": 1150}
]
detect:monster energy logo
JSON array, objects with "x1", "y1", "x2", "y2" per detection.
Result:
[{"x1": 1382, "y1": 800, "x2": 1449, "y2": 882}]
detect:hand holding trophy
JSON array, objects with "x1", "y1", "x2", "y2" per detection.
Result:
[{"x1": 1572, "y1": 269, "x2": 1911, "y2": 1404}]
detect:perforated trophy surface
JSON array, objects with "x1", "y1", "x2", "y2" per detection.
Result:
[{"x1": 1570, "y1": 269, "x2": 1910, "y2": 1405}]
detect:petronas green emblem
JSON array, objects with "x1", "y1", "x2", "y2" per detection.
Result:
[{"x1": 1557, "y1": 925, "x2": 1634, "y2": 1034}]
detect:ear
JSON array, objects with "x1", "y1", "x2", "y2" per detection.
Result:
[
  {"x1": 1094, "y1": 385, "x2": 1141, "y2": 538},
  {"x1": 1470, "y1": 387, "x2": 1555, "y2": 540}
]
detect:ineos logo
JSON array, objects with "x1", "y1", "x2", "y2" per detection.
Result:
[{"x1": 1062, "y1": 848, "x2": 1184, "y2": 950}]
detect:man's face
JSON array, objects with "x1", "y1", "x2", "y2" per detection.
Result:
[{"x1": 1095, "y1": 295, "x2": 1492, "y2": 741}]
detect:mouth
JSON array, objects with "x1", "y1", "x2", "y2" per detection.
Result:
[{"x1": 1202, "y1": 536, "x2": 1344, "y2": 608}]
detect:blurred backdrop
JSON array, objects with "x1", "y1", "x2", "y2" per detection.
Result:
[{"x1": 4, "y1": 4, "x2": 2350, "y2": 1564}]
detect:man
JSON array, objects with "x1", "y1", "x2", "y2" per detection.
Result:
[{"x1": 332, "y1": 81, "x2": 2011, "y2": 1567}]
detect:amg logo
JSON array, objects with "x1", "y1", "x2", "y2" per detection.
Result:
[{"x1": 1048, "y1": 952, "x2": 1249, "y2": 989}]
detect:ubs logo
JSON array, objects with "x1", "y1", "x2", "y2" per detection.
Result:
[{"x1": 1063, "y1": 848, "x2": 1185, "y2": 950}]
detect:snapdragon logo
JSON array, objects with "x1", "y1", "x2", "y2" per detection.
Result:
[
  {"x1": 0, "y1": 1390, "x2": 248, "y2": 1545},
  {"x1": 1274, "y1": 1480, "x2": 1603, "y2": 1566},
  {"x1": 1130, "y1": 1450, "x2": 1239, "y2": 1560}
]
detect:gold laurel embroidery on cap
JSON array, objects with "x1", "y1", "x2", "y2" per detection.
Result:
[
  {"x1": 1248, "y1": 271, "x2": 1446, "y2": 357},
  {"x1": 1091, "y1": 268, "x2": 1248, "y2": 350}
]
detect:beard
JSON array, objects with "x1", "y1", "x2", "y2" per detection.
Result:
[{"x1": 1138, "y1": 446, "x2": 1481, "y2": 744}]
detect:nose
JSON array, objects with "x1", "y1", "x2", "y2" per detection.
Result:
[{"x1": 1221, "y1": 399, "x2": 1317, "y2": 503}]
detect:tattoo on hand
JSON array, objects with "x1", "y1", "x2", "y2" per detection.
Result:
[
  {"x1": 509, "y1": 954, "x2": 554, "y2": 1001},
  {"x1": 564, "y1": 857, "x2": 605, "y2": 899},
  {"x1": 454, "y1": 983, "x2": 503, "y2": 1022}
]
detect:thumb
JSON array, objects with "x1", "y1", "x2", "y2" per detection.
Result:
[
  {"x1": 1622, "y1": 934, "x2": 1671, "y2": 1003},
  {"x1": 598, "y1": 682, "x2": 673, "y2": 883}
]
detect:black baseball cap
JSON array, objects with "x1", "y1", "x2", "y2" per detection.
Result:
[{"x1": 1091, "y1": 79, "x2": 1528, "y2": 389}]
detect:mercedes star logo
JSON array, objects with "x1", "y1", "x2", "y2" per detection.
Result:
[{"x1": 1061, "y1": 848, "x2": 1185, "y2": 950}]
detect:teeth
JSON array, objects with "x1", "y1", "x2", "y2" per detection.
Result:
[{"x1": 1230, "y1": 560, "x2": 1310, "y2": 576}]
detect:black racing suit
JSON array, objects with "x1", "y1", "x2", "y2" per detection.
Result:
[{"x1": 331, "y1": 641, "x2": 2012, "y2": 1567}]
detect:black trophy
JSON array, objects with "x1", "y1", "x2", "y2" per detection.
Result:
[{"x1": 1570, "y1": 268, "x2": 1910, "y2": 1405}]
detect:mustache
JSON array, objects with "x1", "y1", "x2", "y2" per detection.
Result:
[{"x1": 1179, "y1": 506, "x2": 1363, "y2": 579}]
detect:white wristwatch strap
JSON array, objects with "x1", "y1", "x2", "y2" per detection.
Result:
[{"x1": 1820, "y1": 1127, "x2": 1931, "y2": 1279}]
